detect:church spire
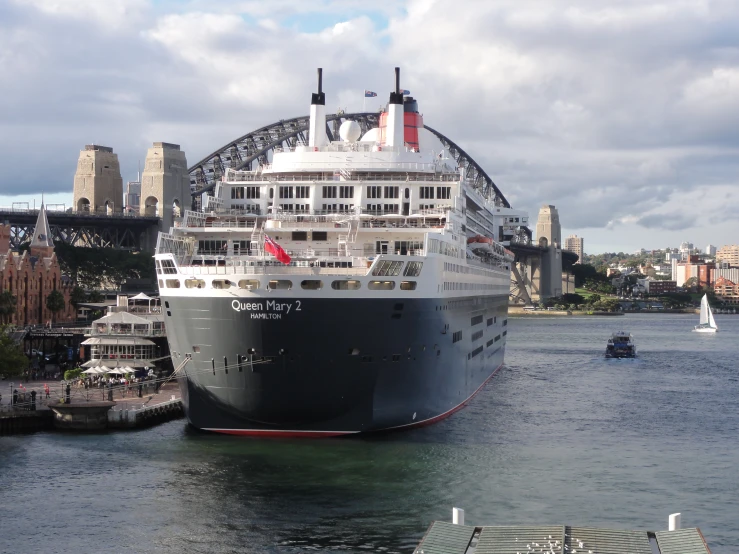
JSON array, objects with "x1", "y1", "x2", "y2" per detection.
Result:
[{"x1": 30, "y1": 203, "x2": 54, "y2": 256}]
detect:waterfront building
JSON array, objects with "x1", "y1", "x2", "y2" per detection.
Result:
[
  {"x1": 713, "y1": 277, "x2": 739, "y2": 304},
  {"x1": 0, "y1": 205, "x2": 75, "y2": 325},
  {"x1": 563, "y1": 234, "x2": 583, "y2": 263},
  {"x1": 710, "y1": 266, "x2": 739, "y2": 285},
  {"x1": 644, "y1": 279, "x2": 677, "y2": 294},
  {"x1": 717, "y1": 245, "x2": 739, "y2": 266},
  {"x1": 73, "y1": 145, "x2": 124, "y2": 213}
]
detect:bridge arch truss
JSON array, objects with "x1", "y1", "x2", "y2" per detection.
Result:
[{"x1": 187, "y1": 112, "x2": 510, "y2": 208}]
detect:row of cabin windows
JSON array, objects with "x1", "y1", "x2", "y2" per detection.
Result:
[
  {"x1": 322, "y1": 186, "x2": 354, "y2": 198},
  {"x1": 161, "y1": 278, "x2": 417, "y2": 291},
  {"x1": 443, "y1": 282, "x2": 497, "y2": 291},
  {"x1": 231, "y1": 185, "x2": 451, "y2": 201}
]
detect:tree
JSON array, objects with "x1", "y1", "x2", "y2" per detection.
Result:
[
  {"x1": 587, "y1": 293, "x2": 601, "y2": 305},
  {"x1": 0, "y1": 290, "x2": 16, "y2": 324},
  {"x1": 69, "y1": 286, "x2": 87, "y2": 310},
  {"x1": 0, "y1": 326, "x2": 28, "y2": 378},
  {"x1": 683, "y1": 277, "x2": 698, "y2": 289},
  {"x1": 46, "y1": 290, "x2": 66, "y2": 323}
]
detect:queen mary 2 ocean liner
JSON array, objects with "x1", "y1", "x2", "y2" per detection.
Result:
[{"x1": 155, "y1": 68, "x2": 521, "y2": 437}]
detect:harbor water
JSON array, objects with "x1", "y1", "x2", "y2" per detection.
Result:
[{"x1": 1, "y1": 313, "x2": 737, "y2": 553}]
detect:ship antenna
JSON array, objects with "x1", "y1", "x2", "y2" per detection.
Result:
[
  {"x1": 395, "y1": 67, "x2": 400, "y2": 95},
  {"x1": 317, "y1": 68, "x2": 323, "y2": 95}
]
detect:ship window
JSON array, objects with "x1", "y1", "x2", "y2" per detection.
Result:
[
  {"x1": 384, "y1": 186, "x2": 399, "y2": 199},
  {"x1": 185, "y1": 278, "x2": 205, "y2": 288},
  {"x1": 269, "y1": 188, "x2": 274, "y2": 199},
  {"x1": 268, "y1": 280, "x2": 292, "y2": 290},
  {"x1": 400, "y1": 281, "x2": 417, "y2": 290},
  {"x1": 502, "y1": 330, "x2": 507, "y2": 336},
  {"x1": 503, "y1": 319, "x2": 508, "y2": 326},
  {"x1": 292, "y1": 231, "x2": 308, "y2": 241},
  {"x1": 372, "y1": 260, "x2": 403, "y2": 276},
  {"x1": 164, "y1": 301, "x2": 170, "y2": 308},
  {"x1": 420, "y1": 186, "x2": 434, "y2": 199},
  {"x1": 452, "y1": 331, "x2": 462, "y2": 343},
  {"x1": 471, "y1": 315, "x2": 483, "y2": 326},
  {"x1": 158, "y1": 279, "x2": 164, "y2": 288},
  {"x1": 468, "y1": 346, "x2": 483, "y2": 359},
  {"x1": 322, "y1": 185, "x2": 337, "y2": 198},
  {"x1": 471, "y1": 330, "x2": 483, "y2": 341},
  {"x1": 403, "y1": 261, "x2": 423, "y2": 277},
  {"x1": 238, "y1": 279, "x2": 259, "y2": 290},
  {"x1": 245, "y1": 186, "x2": 260, "y2": 199},
  {"x1": 368, "y1": 281, "x2": 395, "y2": 290},
  {"x1": 301, "y1": 280, "x2": 323, "y2": 290},
  {"x1": 495, "y1": 334, "x2": 501, "y2": 342},
  {"x1": 160, "y1": 259, "x2": 177, "y2": 274},
  {"x1": 437, "y1": 186, "x2": 451, "y2": 199},
  {"x1": 487, "y1": 317, "x2": 493, "y2": 326},
  {"x1": 339, "y1": 185, "x2": 354, "y2": 198},
  {"x1": 165, "y1": 279, "x2": 180, "y2": 288},
  {"x1": 212, "y1": 279, "x2": 231, "y2": 289},
  {"x1": 392, "y1": 354, "x2": 401, "y2": 362},
  {"x1": 296, "y1": 186, "x2": 310, "y2": 198},
  {"x1": 279, "y1": 186, "x2": 294, "y2": 199},
  {"x1": 331, "y1": 280, "x2": 361, "y2": 290},
  {"x1": 231, "y1": 186, "x2": 245, "y2": 199},
  {"x1": 367, "y1": 186, "x2": 382, "y2": 198},
  {"x1": 486, "y1": 338, "x2": 494, "y2": 347},
  {"x1": 193, "y1": 346, "x2": 201, "y2": 353},
  {"x1": 313, "y1": 231, "x2": 327, "y2": 241}
]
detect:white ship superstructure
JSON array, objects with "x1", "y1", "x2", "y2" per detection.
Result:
[{"x1": 155, "y1": 68, "x2": 520, "y2": 436}]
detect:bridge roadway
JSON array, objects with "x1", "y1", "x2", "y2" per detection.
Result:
[{"x1": 0, "y1": 208, "x2": 159, "y2": 250}]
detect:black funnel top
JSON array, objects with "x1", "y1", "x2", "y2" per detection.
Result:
[
  {"x1": 389, "y1": 66, "x2": 403, "y2": 105},
  {"x1": 311, "y1": 68, "x2": 326, "y2": 105}
]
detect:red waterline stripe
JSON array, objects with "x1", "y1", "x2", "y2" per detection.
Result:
[
  {"x1": 203, "y1": 428, "x2": 358, "y2": 438},
  {"x1": 383, "y1": 362, "x2": 504, "y2": 432}
]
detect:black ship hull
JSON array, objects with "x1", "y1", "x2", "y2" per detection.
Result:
[{"x1": 164, "y1": 294, "x2": 508, "y2": 436}]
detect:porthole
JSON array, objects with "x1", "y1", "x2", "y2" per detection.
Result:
[
  {"x1": 165, "y1": 279, "x2": 180, "y2": 288},
  {"x1": 400, "y1": 281, "x2": 417, "y2": 290},
  {"x1": 331, "y1": 280, "x2": 361, "y2": 290},
  {"x1": 268, "y1": 280, "x2": 293, "y2": 290},
  {"x1": 368, "y1": 281, "x2": 395, "y2": 290},
  {"x1": 238, "y1": 279, "x2": 260, "y2": 290},
  {"x1": 212, "y1": 279, "x2": 231, "y2": 289},
  {"x1": 301, "y1": 280, "x2": 323, "y2": 290},
  {"x1": 185, "y1": 279, "x2": 206, "y2": 288}
]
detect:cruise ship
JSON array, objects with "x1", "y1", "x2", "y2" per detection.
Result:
[{"x1": 155, "y1": 68, "x2": 524, "y2": 436}]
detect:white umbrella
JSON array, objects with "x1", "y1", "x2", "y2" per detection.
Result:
[
  {"x1": 81, "y1": 368, "x2": 100, "y2": 374},
  {"x1": 121, "y1": 366, "x2": 136, "y2": 374},
  {"x1": 107, "y1": 368, "x2": 123, "y2": 375}
]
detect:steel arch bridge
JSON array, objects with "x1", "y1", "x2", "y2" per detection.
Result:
[{"x1": 186, "y1": 112, "x2": 511, "y2": 208}]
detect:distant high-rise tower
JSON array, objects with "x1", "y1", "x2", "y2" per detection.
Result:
[
  {"x1": 536, "y1": 205, "x2": 561, "y2": 248},
  {"x1": 140, "y1": 142, "x2": 190, "y2": 232},
  {"x1": 564, "y1": 234, "x2": 584, "y2": 263},
  {"x1": 73, "y1": 145, "x2": 123, "y2": 213},
  {"x1": 705, "y1": 244, "x2": 717, "y2": 257}
]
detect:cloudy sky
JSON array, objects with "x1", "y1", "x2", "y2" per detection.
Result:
[{"x1": 1, "y1": 0, "x2": 738, "y2": 253}]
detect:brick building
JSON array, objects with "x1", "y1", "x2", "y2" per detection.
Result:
[
  {"x1": 714, "y1": 277, "x2": 739, "y2": 304},
  {"x1": 0, "y1": 205, "x2": 76, "y2": 325}
]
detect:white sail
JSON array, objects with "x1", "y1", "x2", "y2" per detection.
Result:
[
  {"x1": 708, "y1": 301, "x2": 718, "y2": 329},
  {"x1": 699, "y1": 294, "x2": 709, "y2": 325}
]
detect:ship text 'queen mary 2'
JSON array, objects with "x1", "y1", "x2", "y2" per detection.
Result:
[{"x1": 155, "y1": 68, "x2": 517, "y2": 437}]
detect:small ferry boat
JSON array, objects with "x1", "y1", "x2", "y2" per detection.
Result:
[{"x1": 604, "y1": 332, "x2": 636, "y2": 359}]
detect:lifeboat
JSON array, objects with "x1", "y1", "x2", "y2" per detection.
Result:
[{"x1": 467, "y1": 235, "x2": 493, "y2": 245}]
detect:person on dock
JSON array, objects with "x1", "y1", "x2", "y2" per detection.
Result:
[{"x1": 44, "y1": 383, "x2": 50, "y2": 399}]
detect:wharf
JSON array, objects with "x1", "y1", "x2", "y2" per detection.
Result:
[
  {"x1": 0, "y1": 382, "x2": 183, "y2": 435},
  {"x1": 416, "y1": 519, "x2": 712, "y2": 554}
]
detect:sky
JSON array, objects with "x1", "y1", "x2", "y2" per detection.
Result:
[{"x1": 1, "y1": 0, "x2": 738, "y2": 254}]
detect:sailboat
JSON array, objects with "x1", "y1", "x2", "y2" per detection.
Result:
[{"x1": 693, "y1": 294, "x2": 718, "y2": 333}]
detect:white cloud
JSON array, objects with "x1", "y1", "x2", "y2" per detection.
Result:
[{"x1": 0, "y1": 0, "x2": 738, "y2": 252}]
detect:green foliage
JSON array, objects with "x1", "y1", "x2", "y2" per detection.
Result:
[
  {"x1": 46, "y1": 290, "x2": 65, "y2": 319},
  {"x1": 53, "y1": 242, "x2": 155, "y2": 289},
  {"x1": 561, "y1": 293, "x2": 586, "y2": 305},
  {"x1": 70, "y1": 286, "x2": 86, "y2": 309},
  {"x1": 0, "y1": 290, "x2": 16, "y2": 322},
  {"x1": 64, "y1": 368, "x2": 83, "y2": 381},
  {"x1": 587, "y1": 293, "x2": 602, "y2": 305},
  {"x1": 0, "y1": 326, "x2": 28, "y2": 378}
]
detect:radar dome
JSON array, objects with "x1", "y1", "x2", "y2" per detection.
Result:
[{"x1": 339, "y1": 120, "x2": 361, "y2": 142}]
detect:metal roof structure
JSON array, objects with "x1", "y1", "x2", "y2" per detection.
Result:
[{"x1": 415, "y1": 522, "x2": 712, "y2": 554}]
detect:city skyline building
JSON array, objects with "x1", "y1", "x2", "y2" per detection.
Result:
[
  {"x1": 716, "y1": 245, "x2": 739, "y2": 266},
  {"x1": 563, "y1": 234, "x2": 584, "y2": 263}
]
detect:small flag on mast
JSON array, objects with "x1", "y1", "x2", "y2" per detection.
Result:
[
  {"x1": 401, "y1": 89, "x2": 410, "y2": 95},
  {"x1": 364, "y1": 90, "x2": 377, "y2": 97},
  {"x1": 264, "y1": 235, "x2": 291, "y2": 265}
]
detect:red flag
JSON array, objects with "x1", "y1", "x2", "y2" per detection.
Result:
[{"x1": 264, "y1": 234, "x2": 291, "y2": 265}]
